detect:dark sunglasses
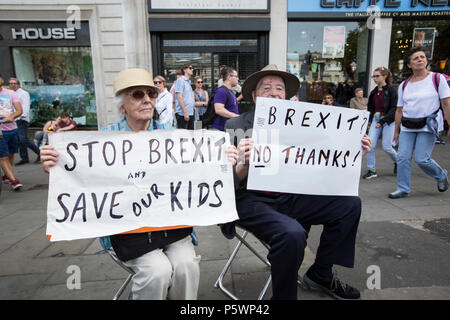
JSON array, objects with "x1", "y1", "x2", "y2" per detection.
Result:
[
  {"x1": 197, "y1": 81, "x2": 203, "y2": 83},
  {"x1": 154, "y1": 81, "x2": 163, "y2": 84},
  {"x1": 188, "y1": 66, "x2": 194, "y2": 70},
  {"x1": 128, "y1": 89, "x2": 158, "y2": 99}
]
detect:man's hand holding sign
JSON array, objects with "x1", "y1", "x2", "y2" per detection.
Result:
[{"x1": 247, "y1": 97, "x2": 370, "y2": 196}]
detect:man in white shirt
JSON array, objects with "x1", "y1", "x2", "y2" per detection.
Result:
[{"x1": 9, "y1": 78, "x2": 40, "y2": 165}]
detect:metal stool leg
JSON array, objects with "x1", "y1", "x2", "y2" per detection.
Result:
[
  {"x1": 215, "y1": 229, "x2": 271, "y2": 300},
  {"x1": 215, "y1": 227, "x2": 306, "y2": 300},
  {"x1": 106, "y1": 248, "x2": 135, "y2": 300}
]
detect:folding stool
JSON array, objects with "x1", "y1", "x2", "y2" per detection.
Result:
[
  {"x1": 214, "y1": 224, "x2": 306, "y2": 300},
  {"x1": 99, "y1": 236, "x2": 135, "y2": 300}
]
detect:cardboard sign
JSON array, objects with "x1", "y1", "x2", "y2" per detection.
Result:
[
  {"x1": 247, "y1": 97, "x2": 369, "y2": 196},
  {"x1": 46, "y1": 129, "x2": 238, "y2": 241}
]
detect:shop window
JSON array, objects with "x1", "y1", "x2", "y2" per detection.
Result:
[
  {"x1": 389, "y1": 19, "x2": 449, "y2": 87},
  {"x1": 287, "y1": 21, "x2": 369, "y2": 106},
  {"x1": 12, "y1": 47, "x2": 96, "y2": 127}
]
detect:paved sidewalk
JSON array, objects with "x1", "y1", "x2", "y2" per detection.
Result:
[{"x1": 0, "y1": 136, "x2": 449, "y2": 300}]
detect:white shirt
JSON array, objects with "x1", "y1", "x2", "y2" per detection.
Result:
[
  {"x1": 397, "y1": 73, "x2": 450, "y2": 133},
  {"x1": 155, "y1": 88, "x2": 174, "y2": 125},
  {"x1": 15, "y1": 87, "x2": 31, "y2": 122}
]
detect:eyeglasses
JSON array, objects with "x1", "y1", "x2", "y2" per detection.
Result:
[
  {"x1": 154, "y1": 81, "x2": 163, "y2": 84},
  {"x1": 372, "y1": 75, "x2": 382, "y2": 78},
  {"x1": 197, "y1": 81, "x2": 203, "y2": 84},
  {"x1": 188, "y1": 66, "x2": 194, "y2": 70},
  {"x1": 128, "y1": 89, "x2": 158, "y2": 100}
]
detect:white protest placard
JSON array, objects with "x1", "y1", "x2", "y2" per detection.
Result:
[
  {"x1": 247, "y1": 97, "x2": 369, "y2": 196},
  {"x1": 46, "y1": 129, "x2": 238, "y2": 241}
]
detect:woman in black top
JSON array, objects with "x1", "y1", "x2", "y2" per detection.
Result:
[{"x1": 362, "y1": 66, "x2": 398, "y2": 179}]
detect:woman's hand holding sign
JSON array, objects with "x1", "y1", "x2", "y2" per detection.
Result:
[{"x1": 40, "y1": 145, "x2": 59, "y2": 174}]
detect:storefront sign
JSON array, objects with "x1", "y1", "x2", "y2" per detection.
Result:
[
  {"x1": 11, "y1": 27, "x2": 76, "y2": 40},
  {"x1": 319, "y1": 0, "x2": 449, "y2": 9},
  {"x1": 247, "y1": 97, "x2": 369, "y2": 196},
  {"x1": 149, "y1": 0, "x2": 268, "y2": 12},
  {"x1": 288, "y1": 0, "x2": 449, "y2": 17},
  {"x1": 46, "y1": 129, "x2": 238, "y2": 241}
]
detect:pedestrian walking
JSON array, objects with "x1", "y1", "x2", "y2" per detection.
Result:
[
  {"x1": 389, "y1": 47, "x2": 450, "y2": 199},
  {"x1": 8, "y1": 78, "x2": 40, "y2": 165},
  {"x1": 363, "y1": 67, "x2": 398, "y2": 180}
]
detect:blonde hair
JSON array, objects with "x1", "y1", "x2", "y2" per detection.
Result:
[
  {"x1": 374, "y1": 66, "x2": 393, "y2": 84},
  {"x1": 154, "y1": 75, "x2": 166, "y2": 85}
]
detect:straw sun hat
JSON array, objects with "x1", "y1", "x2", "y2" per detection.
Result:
[
  {"x1": 113, "y1": 68, "x2": 157, "y2": 96},
  {"x1": 241, "y1": 64, "x2": 300, "y2": 102}
]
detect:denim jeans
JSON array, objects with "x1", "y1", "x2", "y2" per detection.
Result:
[
  {"x1": 366, "y1": 117, "x2": 397, "y2": 171},
  {"x1": 396, "y1": 130, "x2": 446, "y2": 193}
]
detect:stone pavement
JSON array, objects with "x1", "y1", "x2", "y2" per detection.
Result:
[{"x1": 0, "y1": 136, "x2": 449, "y2": 300}]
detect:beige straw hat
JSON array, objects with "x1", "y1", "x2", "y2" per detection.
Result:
[
  {"x1": 241, "y1": 64, "x2": 300, "y2": 102},
  {"x1": 113, "y1": 68, "x2": 157, "y2": 96}
]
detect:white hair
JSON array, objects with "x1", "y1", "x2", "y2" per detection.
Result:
[{"x1": 113, "y1": 92, "x2": 126, "y2": 112}]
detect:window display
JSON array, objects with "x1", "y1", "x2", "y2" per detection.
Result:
[
  {"x1": 389, "y1": 19, "x2": 449, "y2": 87},
  {"x1": 287, "y1": 21, "x2": 369, "y2": 106},
  {"x1": 12, "y1": 47, "x2": 96, "y2": 127}
]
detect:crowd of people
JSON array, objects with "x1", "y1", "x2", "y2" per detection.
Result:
[
  {"x1": 0, "y1": 75, "x2": 78, "y2": 191},
  {"x1": 2, "y1": 45, "x2": 449, "y2": 301}
]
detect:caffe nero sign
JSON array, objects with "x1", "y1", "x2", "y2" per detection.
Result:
[
  {"x1": 288, "y1": 0, "x2": 449, "y2": 11},
  {"x1": 319, "y1": 0, "x2": 448, "y2": 9},
  {"x1": 288, "y1": 0, "x2": 449, "y2": 18}
]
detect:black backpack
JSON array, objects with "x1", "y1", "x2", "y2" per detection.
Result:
[{"x1": 202, "y1": 86, "x2": 231, "y2": 128}]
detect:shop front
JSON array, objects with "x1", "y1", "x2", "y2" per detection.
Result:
[
  {"x1": 148, "y1": 0, "x2": 270, "y2": 112},
  {"x1": 0, "y1": 21, "x2": 97, "y2": 127},
  {"x1": 389, "y1": 17, "x2": 449, "y2": 86},
  {"x1": 287, "y1": 0, "x2": 449, "y2": 105}
]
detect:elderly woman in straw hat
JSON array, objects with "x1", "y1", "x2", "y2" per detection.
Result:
[
  {"x1": 223, "y1": 64, "x2": 371, "y2": 300},
  {"x1": 40, "y1": 68, "x2": 238, "y2": 300}
]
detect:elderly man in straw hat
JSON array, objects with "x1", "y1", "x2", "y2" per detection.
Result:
[
  {"x1": 40, "y1": 68, "x2": 238, "y2": 300},
  {"x1": 224, "y1": 64, "x2": 371, "y2": 300}
]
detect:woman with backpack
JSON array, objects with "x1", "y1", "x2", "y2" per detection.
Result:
[
  {"x1": 389, "y1": 47, "x2": 450, "y2": 199},
  {"x1": 211, "y1": 66, "x2": 240, "y2": 131}
]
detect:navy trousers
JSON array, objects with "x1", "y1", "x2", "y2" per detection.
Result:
[
  {"x1": 236, "y1": 191, "x2": 361, "y2": 300},
  {"x1": 16, "y1": 120, "x2": 40, "y2": 161}
]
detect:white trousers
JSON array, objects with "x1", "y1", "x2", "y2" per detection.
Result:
[{"x1": 123, "y1": 236, "x2": 201, "y2": 300}]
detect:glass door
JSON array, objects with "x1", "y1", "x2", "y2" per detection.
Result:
[{"x1": 157, "y1": 32, "x2": 264, "y2": 113}]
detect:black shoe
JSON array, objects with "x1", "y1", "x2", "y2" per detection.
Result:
[
  {"x1": 303, "y1": 269, "x2": 360, "y2": 300},
  {"x1": 362, "y1": 170, "x2": 377, "y2": 180},
  {"x1": 15, "y1": 160, "x2": 29, "y2": 166}
]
